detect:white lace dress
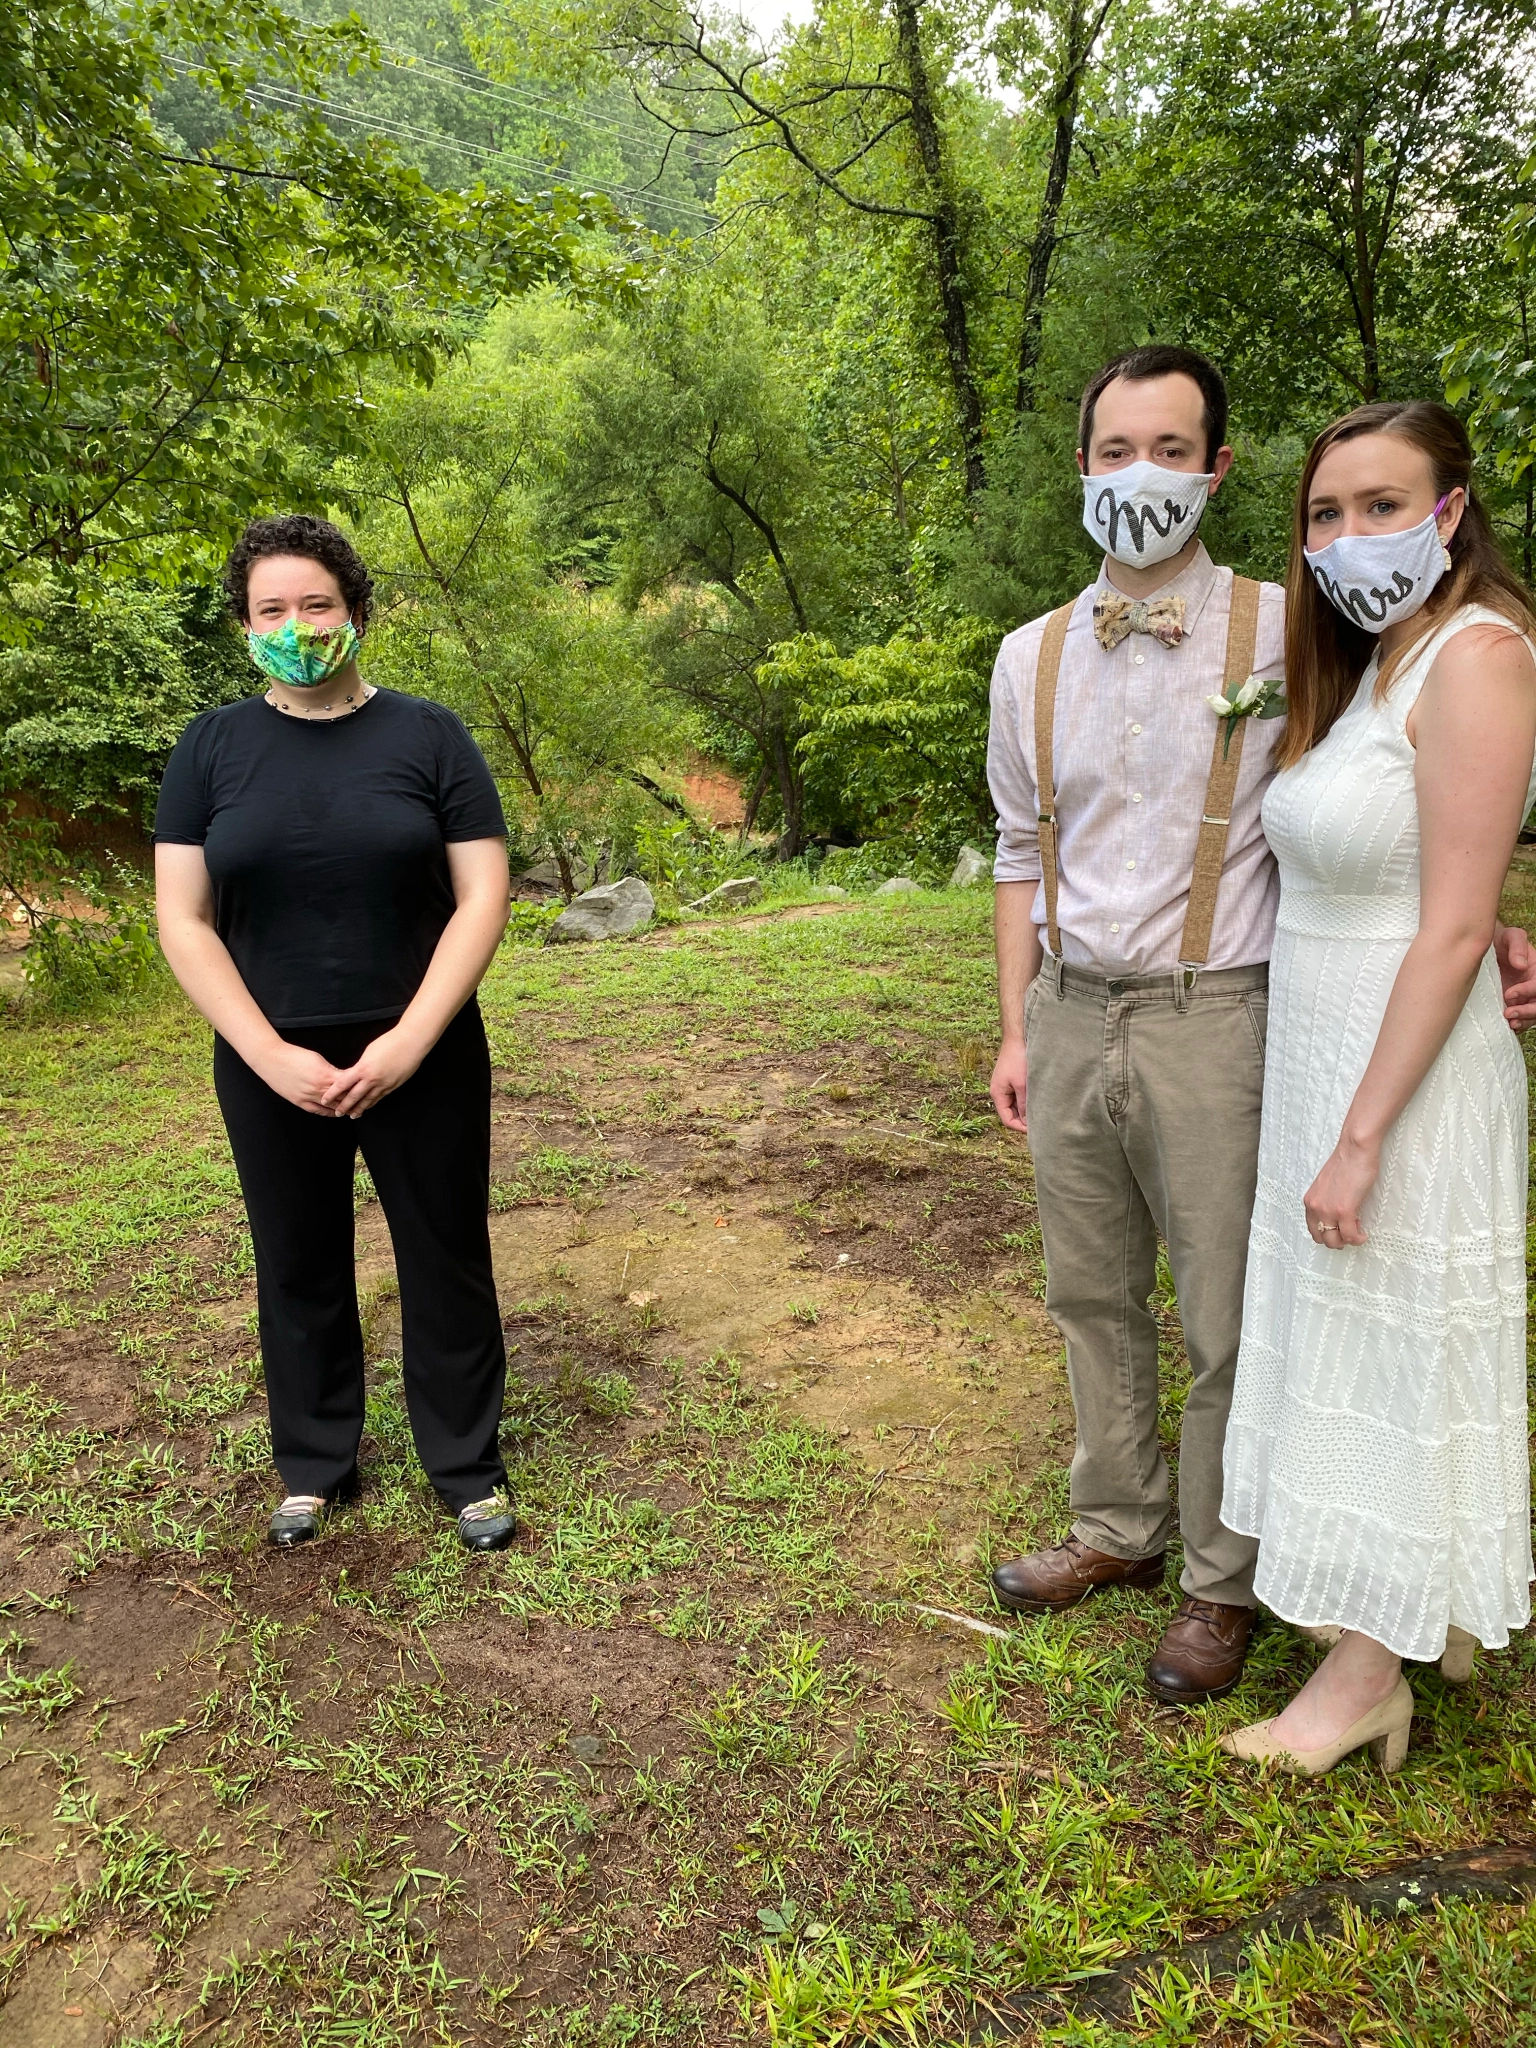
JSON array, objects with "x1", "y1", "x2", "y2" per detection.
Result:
[{"x1": 1223, "y1": 604, "x2": 1535, "y2": 1660}]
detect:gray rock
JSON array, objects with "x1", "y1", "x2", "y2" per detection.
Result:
[
  {"x1": 685, "y1": 876, "x2": 762, "y2": 912},
  {"x1": 820, "y1": 885, "x2": 848, "y2": 898},
  {"x1": 514, "y1": 854, "x2": 594, "y2": 899},
  {"x1": 874, "y1": 876, "x2": 921, "y2": 896},
  {"x1": 949, "y1": 844, "x2": 992, "y2": 889},
  {"x1": 546, "y1": 876, "x2": 655, "y2": 944}
]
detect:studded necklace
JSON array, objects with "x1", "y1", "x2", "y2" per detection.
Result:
[{"x1": 265, "y1": 683, "x2": 376, "y2": 721}]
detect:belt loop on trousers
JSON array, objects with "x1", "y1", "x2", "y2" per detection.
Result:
[
  {"x1": 1050, "y1": 951, "x2": 1066, "y2": 1000},
  {"x1": 1173, "y1": 963, "x2": 1196, "y2": 1013}
]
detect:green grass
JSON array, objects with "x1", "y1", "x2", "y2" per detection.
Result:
[
  {"x1": 490, "y1": 1143, "x2": 643, "y2": 1210},
  {"x1": 479, "y1": 890, "x2": 998, "y2": 1083},
  {"x1": 0, "y1": 890, "x2": 1534, "y2": 2044}
]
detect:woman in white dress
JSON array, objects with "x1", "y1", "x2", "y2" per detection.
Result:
[{"x1": 1220, "y1": 400, "x2": 1536, "y2": 1774}]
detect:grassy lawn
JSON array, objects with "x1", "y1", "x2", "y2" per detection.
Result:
[{"x1": 1, "y1": 885, "x2": 1534, "y2": 2046}]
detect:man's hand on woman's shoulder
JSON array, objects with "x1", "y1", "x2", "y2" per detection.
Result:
[{"x1": 1495, "y1": 923, "x2": 1536, "y2": 1029}]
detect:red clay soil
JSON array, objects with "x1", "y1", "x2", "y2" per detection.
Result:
[{"x1": 678, "y1": 757, "x2": 746, "y2": 829}]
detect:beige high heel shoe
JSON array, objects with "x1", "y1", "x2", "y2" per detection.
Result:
[
  {"x1": 1439, "y1": 1625, "x2": 1476, "y2": 1685},
  {"x1": 1219, "y1": 1675, "x2": 1413, "y2": 1776}
]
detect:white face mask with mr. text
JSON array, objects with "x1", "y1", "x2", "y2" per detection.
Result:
[
  {"x1": 1302, "y1": 496, "x2": 1453, "y2": 631},
  {"x1": 1081, "y1": 460, "x2": 1214, "y2": 567}
]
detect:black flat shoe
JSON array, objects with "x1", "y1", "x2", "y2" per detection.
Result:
[
  {"x1": 268, "y1": 1493, "x2": 330, "y2": 1549},
  {"x1": 457, "y1": 1495, "x2": 518, "y2": 1552}
]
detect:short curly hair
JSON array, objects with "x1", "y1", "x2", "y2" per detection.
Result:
[{"x1": 223, "y1": 514, "x2": 374, "y2": 631}]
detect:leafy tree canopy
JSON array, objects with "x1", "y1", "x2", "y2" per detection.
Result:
[
  {"x1": 340, "y1": 307, "x2": 682, "y2": 888},
  {"x1": 1, "y1": 0, "x2": 615, "y2": 592},
  {"x1": 1103, "y1": 0, "x2": 1533, "y2": 430}
]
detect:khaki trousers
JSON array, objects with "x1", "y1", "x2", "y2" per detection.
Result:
[{"x1": 1024, "y1": 959, "x2": 1266, "y2": 1606}]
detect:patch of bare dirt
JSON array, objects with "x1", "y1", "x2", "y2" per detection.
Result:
[
  {"x1": 677, "y1": 758, "x2": 746, "y2": 828},
  {"x1": 469, "y1": 1038, "x2": 1067, "y2": 1517},
  {"x1": 0, "y1": 980, "x2": 1079, "y2": 2043}
]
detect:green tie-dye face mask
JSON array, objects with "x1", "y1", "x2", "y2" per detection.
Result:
[{"x1": 246, "y1": 618, "x2": 359, "y2": 689}]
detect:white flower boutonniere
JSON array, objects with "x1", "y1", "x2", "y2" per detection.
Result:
[{"x1": 1204, "y1": 673, "x2": 1286, "y2": 759}]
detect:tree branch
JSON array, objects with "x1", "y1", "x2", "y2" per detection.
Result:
[{"x1": 700, "y1": 436, "x2": 809, "y2": 632}]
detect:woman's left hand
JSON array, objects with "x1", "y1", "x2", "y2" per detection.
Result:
[
  {"x1": 319, "y1": 1026, "x2": 426, "y2": 1120},
  {"x1": 1303, "y1": 1134, "x2": 1380, "y2": 1249}
]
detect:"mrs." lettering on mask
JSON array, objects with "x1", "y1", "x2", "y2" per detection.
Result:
[{"x1": 1303, "y1": 497, "x2": 1452, "y2": 633}]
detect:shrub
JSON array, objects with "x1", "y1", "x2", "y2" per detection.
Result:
[{"x1": 22, "y1": 875, "x2": 162, "y2": 1014}]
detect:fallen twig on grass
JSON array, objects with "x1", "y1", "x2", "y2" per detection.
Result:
[{"x1": 911, "y1": 1603, "x2": 1014, "y2": 1641}]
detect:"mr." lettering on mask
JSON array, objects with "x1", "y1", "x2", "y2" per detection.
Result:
[{"x1": 1081, "y1": 460, "x2": 1214, "y2": 568}]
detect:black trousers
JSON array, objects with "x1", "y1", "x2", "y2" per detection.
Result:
[{"x1": 214, "y1": 1000, "x2": 507, "y2": 1512}]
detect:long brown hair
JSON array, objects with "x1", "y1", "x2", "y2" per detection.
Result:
[{"x1": 1278, "y1": 401, "x2": 1536, "y2": 768}]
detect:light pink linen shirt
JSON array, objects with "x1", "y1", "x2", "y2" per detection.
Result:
[{"x1": 987, "y1": 543, "x2": 1287, "y2": 976}]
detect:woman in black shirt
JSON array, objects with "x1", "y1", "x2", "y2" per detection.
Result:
[{"x1": 155, "y1": 515, "x2": 516, "y2": 1553}]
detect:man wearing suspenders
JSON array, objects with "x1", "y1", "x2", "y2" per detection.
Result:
[{"x1": 985, "y1": 346, "x2": 1285, "y2": 1704}]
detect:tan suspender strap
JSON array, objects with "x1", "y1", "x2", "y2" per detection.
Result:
[
  {"x1": 1178, "y1": 573, "x2": 1262, "y2": 970},
  {"x1": 1033, "y1": 600, "x2": 1076, "y2": 959}
]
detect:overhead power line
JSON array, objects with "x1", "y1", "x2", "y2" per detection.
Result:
[
  {"x1": 285, "y1": 16, "x2": 721, "y2": 216},
  {"x1": 368, "y1": 39, "x2": 674, "y2": 149},
  {"x1": 231, "y1": 79, "x2": 715, "y2": 225}
]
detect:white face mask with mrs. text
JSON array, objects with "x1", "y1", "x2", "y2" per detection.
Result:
[
  {"x1": 1081, "y1": 460, "x2": 1214, "y2": 567},
  {"x1": 1302, "y1": 495, "x2": 1453, "y2": 630}
]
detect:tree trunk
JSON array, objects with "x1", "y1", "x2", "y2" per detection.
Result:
[
  {"x1": 396, "y1": 479, "x2": 550, "y2": 806},
  {"x1": 892, "y1": 0, "x2": 986, "y2": 497},
  {"x1": 739, "y1": 761, "x2": 771, "y2": 842},
  {"x1": 702, "y1": 444, "x2": 809, "y2": 631},
  {"x1": 768, "y1": 718, "x2": 806, "y2": 858},
  {"x1": 1349, "y1": 133, "x2": 1380, "y2": 401},
  {"x1": 1017, "y1": 0, "x2": 1112, "y2": 414}
]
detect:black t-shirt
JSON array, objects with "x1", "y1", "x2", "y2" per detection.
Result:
[{"x1": 153, "y1": 689, "x2": 506, "y2": 1028}]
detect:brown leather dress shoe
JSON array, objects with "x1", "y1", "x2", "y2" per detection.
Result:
[
  {"x1": 991, "y1": 1534, "x2": 1167, "y2": 1614},
  {"x1": 1147, "y1": 1596, "x2": 1254, "y2": 1704}
]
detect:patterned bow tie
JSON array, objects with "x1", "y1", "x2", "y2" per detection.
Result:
[{"x1": 1092, "y1": 592, "x2": 1187, "y2": 652}]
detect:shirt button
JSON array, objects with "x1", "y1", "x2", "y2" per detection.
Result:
[
  {"x1": 1126, "y1": 860, "x2": 1136, "y2": 871},
  {"x1": 1131, "y1": 792, "x2": 1143, "y2": 803},
  {"x1": 1131, "y1": 723, "x2": 1143, "y2": 734},
  {"x1": 1133, "y1": 653, "x2": 1145, "y2": 665},
  {"x1": 1109, "y1": 923, "x2": 1121, "y2": 934}
]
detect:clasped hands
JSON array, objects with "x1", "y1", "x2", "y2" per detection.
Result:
[
  {"x1": 1307, "y1": 922, "x2": 1536, "y2": 1249},
  {"x1": 254, "y1": 1024, "x2": 426, "y2": 1120}
]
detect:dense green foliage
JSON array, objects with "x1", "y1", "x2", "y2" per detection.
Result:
[
  {"x1": 1, "y1": 0, "x2": 608, "y2": 586},
  {"x1": 6, "y1": 0, "x2": 1536, "y2": 881},
  {"x1": 0, "y1": 582, "x2": 246, "y2": 822},
  {"x1": 341, "y1": 314, "x2": 680, "y2": 876}
]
